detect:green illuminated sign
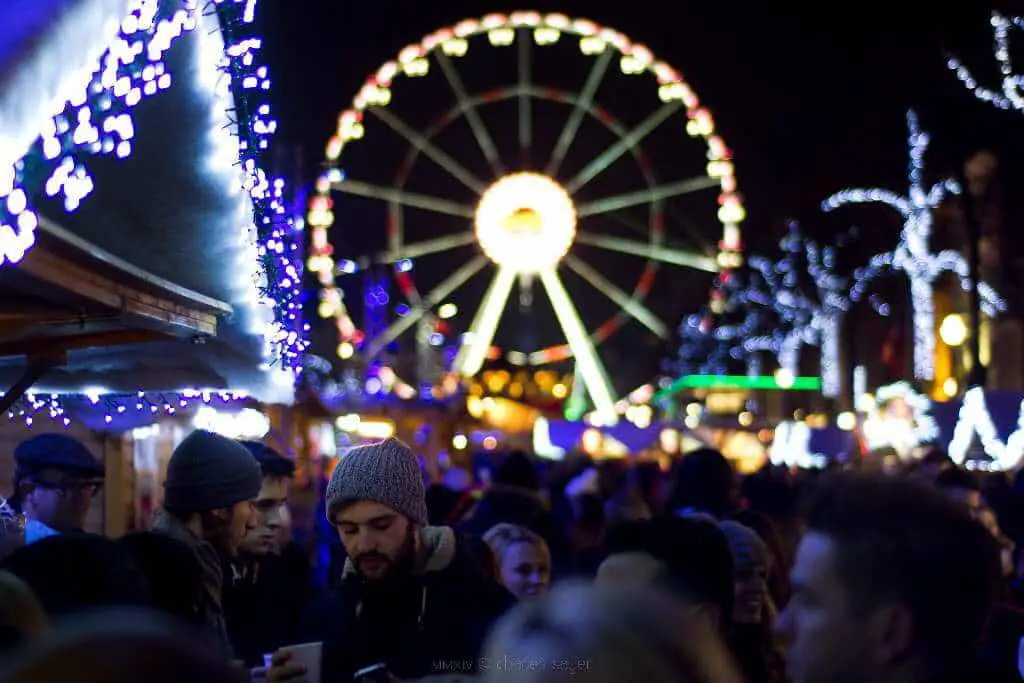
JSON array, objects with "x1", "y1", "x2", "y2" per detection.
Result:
[{"x1": 655, "y1": 374, "x2": 822, "y2": 402}]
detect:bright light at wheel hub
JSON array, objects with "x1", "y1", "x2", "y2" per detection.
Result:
[{"x1": 475, "y1": 173, "x2": 576, "y2": 273}]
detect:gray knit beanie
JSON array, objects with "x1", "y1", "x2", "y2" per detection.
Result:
[
  {"x1": 163, "y1": 430, "x2": 262, "y2": 512},
  {"x1": 325, "y1": 438, "x2": 427, "y2": 525},
  {"x1": 718, "y1": 520, "x2": 770, "y2": 572}
]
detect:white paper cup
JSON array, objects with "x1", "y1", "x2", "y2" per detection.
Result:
[
  {"x1": 283, "y1": 642, "x2": 322, "y2": 683},
  {"x1": 263, "y1": 654, "x2": 274, "y2": 669}
]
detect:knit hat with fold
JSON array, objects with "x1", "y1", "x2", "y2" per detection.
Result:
[
  {"x1": 326, "y1": 438, "x2": 428, "y2": 525},
  {"x1": 163, "y1": 430, "x2": 262, "y2": 512}
]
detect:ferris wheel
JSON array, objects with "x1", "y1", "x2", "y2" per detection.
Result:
[{"x1": 307, "y1": 11, "x2": 745, "y2": 421}]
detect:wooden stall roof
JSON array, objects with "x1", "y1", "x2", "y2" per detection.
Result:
[{"x1": 0, "y1": 216, "x2": 231, "y2": 363}]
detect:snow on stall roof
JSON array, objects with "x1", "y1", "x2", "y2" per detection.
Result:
[{"x1": 0, "y1": 0, "x2": 128, "y2": 181}]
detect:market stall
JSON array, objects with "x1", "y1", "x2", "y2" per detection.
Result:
[{"x1": 0, "y1": 0, "x2": 305, "y2": 534}]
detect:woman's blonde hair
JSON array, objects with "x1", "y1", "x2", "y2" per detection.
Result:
[
  {"x1": 483, "y1": 523, "x2": 550, "y2": 565},
  {"x1": 482, "y1": 581, "x2": 743, "y2": 683}
]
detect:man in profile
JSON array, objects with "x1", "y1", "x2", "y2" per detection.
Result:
[{"x1": 776, "y1": 472, "x2": 1001, "y2": 683}]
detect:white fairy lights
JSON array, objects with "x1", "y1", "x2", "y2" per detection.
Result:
[
  {"x1": 743, "y1": 223, "x2": 850, "y2": 397},
  {"x1": 6, "y1": 388, "x2": 246, "y2": 429},
  {"x1": 861, "y1": 381, "x2": 939, "y2": 459},
  {"x1": 947, "y1": 13, "x2": 1024, "y2": 113},
  {"x1": 823, "y1": 110, "x2": 1005, "y2": 381},
  {"x1": 0, "y1": 0, "x2": 306, "y2": 379},
  {"x1": 947, "y1": 387, "x2": 1024, "y2": 470}
]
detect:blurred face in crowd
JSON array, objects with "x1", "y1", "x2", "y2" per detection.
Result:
[
  {"x1": 21, "y1": 469, "x2": 101, "y2": 532},
  {"x1": 335, "y1": 500, "x2": 416, "y2": 581},
  {"x1": 241, "y1": 476, "x2": 291, "y2": 556},
  {"x1": 943, "y1": 486, "x2": 982, "y2": 515},
  {"x1": 498, "y1": 541, "x2": 551, "y2": 600},
  {"x1": 733, "y1": 563, "x2": 768, "y2": 624},
  {"x1": 596, "y1": 552, "x2": 722, "y2": 633},
  {"x1": 776, "y1": 532, "x2": 900, "y2": 683}
]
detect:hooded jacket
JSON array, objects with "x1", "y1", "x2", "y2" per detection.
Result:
[{"x1": 300, "y1": 526, "x2": 514, "y2": 681}]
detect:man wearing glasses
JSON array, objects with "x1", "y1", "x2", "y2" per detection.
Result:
[{"x1": 12, "y1": 434, "x2": 104, "y2": 544}]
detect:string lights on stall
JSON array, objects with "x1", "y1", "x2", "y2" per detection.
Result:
[
  {"x1": 4, "y1": 388, "x2": 246, "y2": 429},
  {"x1": 822, "y1": 109, "x2": 1004, "y2": 381},
  {"x1": 947, "y1": 12, "x2": 1024, "y2": 113},
  {"x1": 0, "y1": 0, "x2": 307, "y2": 373}
]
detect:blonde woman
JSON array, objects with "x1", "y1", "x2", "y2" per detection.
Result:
[
  {"x1": 483, "y1": 523, "x2": 551, "y2": 600},
  {"x1": 482, "y1": 581, "x2": 744, "y2": 683}
]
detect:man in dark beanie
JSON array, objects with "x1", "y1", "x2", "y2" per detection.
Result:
[
  {"x1": 11, "y1": 433, "x2": 105, "y2": 545},
  {"x1": 269, "y1": 437, "x2": 513, "y2": 682},
  {"x1": 153, "y1": 429, "x2": 261, "y2": 660}
]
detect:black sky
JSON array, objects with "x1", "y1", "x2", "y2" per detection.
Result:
[{"x1": 257, "y1": 0, "x2": 1024, "y2": 390}]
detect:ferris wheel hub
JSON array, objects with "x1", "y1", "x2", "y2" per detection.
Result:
[{"x1": 474, "y1": 172, "x2": 576, "y2": 273}]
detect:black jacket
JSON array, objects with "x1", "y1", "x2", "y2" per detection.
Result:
[
  {"x1": 222, "y1": 551, "x2": 308, "y2": 666},
  {"x1": 299, "y1": 526, "x2": 515, "y2": 682}
]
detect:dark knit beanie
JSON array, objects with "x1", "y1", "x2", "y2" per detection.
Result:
[
  {"x1": 718, "y1": 520, "x2": 770, "y2": 572},
  {"x1": 325, "y1": 438, "x2": 427, "y2": 525},
  {"x1": 163, "y1": 430, "x2": 262, "y2": 512}
]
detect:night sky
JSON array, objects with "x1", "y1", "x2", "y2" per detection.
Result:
[{"x1": 258, "y1": 0, "x2": 1024, "y2": 392}]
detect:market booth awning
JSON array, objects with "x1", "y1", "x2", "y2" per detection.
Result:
[{"x1": 0, "y1": 0, "x2": 306, "y2": 418}]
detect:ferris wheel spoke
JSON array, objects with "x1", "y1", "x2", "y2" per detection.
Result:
[
  {"x1": 364, "y1": 255, "x2": 488, "y2": 359},
  {"x1": 518, "y1": 30, "x2": 532, "y2": 163},
  {"x1": 546, "y1": 50, "x2": 613, "y2": 178},
  {"x1": 333, "y1": 179, "x2": 474, "y2": 218},
  {"x1": 565, "y1": 103, "x2": 682, "y2": 195},
  {"x1": 435, "y1": 52, "x2": 504, "y2": 177},
  {"x1": 452, "y1": 267, "x2": 517, "y2": 377},
  {"x1": 575, "y1": 232, "x2": 717, "y2": 272},
  {"x1": 538, "y1": 268, "x2": 618, "y2": 423},
  {"x1": 576, "y1": 176, "x2": 719, "y2": 217},
  {"x1": 382, "y1": 233, "x2": 477, "y2": 262},
  {"x1": 367, "y1": 107, "x2": 488, "y2": 195},
  {"x1": 563, "y1": 255, "x2": 669, "y2": 339}
]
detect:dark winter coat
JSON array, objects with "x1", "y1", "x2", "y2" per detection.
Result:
[
  {"x1": 152, "y1": 512, "x2": 234, "y2": 660},
  {"x1": 222, "y1": 551, "x2": 308, "y2": 666},
  {"x1": 299, "y1": 526, "x2": 515, "y2": 682}
]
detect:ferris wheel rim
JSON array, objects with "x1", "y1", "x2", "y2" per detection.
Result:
[{"x1": 307, "y1": 10, "x2": 745, "y2": 411}]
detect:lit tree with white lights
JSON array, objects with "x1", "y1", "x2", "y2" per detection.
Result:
[
  {"x1": 822, "y1": 109, "x2": 1005, "y2": 382},
  {"x1": 947, "y1": 12, "x2": 1024, "y2": 113},
  {"x1": 740, "y1": 222, "x2": 851, "y2": 396}
]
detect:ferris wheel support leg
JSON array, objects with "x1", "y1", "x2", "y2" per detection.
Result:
[
  {"x1": 539, "y1": 268, "x2": 618, "y2": 424},
  {"x1": 453, "y1": 267, "x2": 517, "y2": 377}
]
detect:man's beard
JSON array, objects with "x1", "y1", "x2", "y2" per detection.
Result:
[{"x1": 354, "y1": 525, "x2": 417, "y2": 582}]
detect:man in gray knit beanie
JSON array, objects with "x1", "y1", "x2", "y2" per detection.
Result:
[
  {"x1": 269, "y1": 437, "x2": 514, "y2": 683},
  {"x1": 323, "y1": 437, "x2": 427, "y2": 581}
]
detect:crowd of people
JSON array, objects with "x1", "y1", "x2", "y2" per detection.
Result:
[{"x1": 0, "y1": 429, "x2": 1021, "y2": 683}]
